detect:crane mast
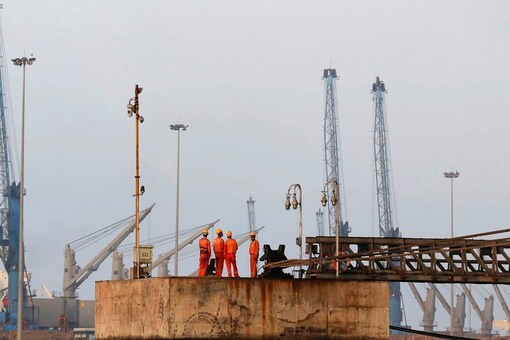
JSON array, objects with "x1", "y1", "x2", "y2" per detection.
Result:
[
  {"x1": 0, "y1": 10, "x2": 27, "y2": 331},
  {"x1": 322, "y1": 68, "x2": 349, "y2": 237},
  {"x1": 247, "y1": 196, "x2": 255, "y2": 232},
  {"x1": 315, "y1": 209, "x2": 324, "y2": 236},
  {"x1": 372, "y1": 76, "x2": 402, "y2": 331}
]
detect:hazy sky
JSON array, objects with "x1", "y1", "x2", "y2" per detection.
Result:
[{"x1": 2, "y1": 0, "x2": 510, "y2": 333}]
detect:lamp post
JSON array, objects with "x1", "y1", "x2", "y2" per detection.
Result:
[
  {"x1": 321, "y1": 179, "x2": 340, "y2": 278},
  {"x1": 444, "y1": 170, "x2": 459, "y2": 335},
  {"x1": 12, "y1": 55, "x2": 35, "y2": 339},
  {"x1": 170, "y1": 123, "x2": 188, "y2": 276},
  {"x1": 284, "y1": 184, "x2": 302, "y2": 278},
  {"x1": 127, "y1": 85, "x2": 144, "y2": 279}
]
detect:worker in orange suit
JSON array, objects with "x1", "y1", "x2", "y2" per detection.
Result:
[
  {"x1": 225, "y1": 231, "x2": 239, "y2": 277},
  {"x1": 249, "y1": 232, "x2": 259, "y2": 278},
  {"x1": 198, "y1": 229, "x2": 211, "y2": 276},
  {"x1": 213, "y1": 228, "x2": 225, "y2": 277}
]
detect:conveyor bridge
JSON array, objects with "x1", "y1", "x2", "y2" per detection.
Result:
[{"x1": 264, "y1": 229, "x2": 510, "y2": 284}]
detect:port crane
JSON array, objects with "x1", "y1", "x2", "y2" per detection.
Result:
[
  {"x1": 0, "y1": 10, "x2": 33, "y2": 330},
  {"x1": 149, "y1": 219, "x2": 220, "y2": 276},
  {"x1": 63, "y1": 204, "x2": 154, "y2": 299},
  {"x1": 371, "y1": 76, "x2": 402, "y2": 330}
]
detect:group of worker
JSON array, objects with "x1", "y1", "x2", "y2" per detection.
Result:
[{"x1": 198, "y1": 228, "x2": 260, "y2": 278}]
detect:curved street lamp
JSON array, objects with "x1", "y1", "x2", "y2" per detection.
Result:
[
  {"x1": 12, "y1": 55, "x2": 36, "y2": 339},
  {"x1": 321, "y1": 179, "x2": 340, "y2": 278},
  {"x1": 127, "y1": 84, "x2": 145, "y2": 279},
  {"x1": 284, "y1": 184, "x2": 302, "y2": 278}
]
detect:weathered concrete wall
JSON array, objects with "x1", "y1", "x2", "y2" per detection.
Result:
[{"x1": 96, "y1": 277, "x2": 389, "y2": 339}]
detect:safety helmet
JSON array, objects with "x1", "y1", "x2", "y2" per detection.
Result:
[
  {"x1": 202, "y1": 229, "x2": 209, "y2": 236},
  {"x1": 226, "y1": 231, "x2": 232, "y2": 237},
  {"x1": 215, "y1": 228, "x2": 222, "y2": 235},
  {"x1": 250, "y1": 232, "x2": 256, "y2": 237}
]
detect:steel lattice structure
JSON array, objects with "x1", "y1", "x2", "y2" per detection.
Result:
[
  {"x1": 247, "y1": 196, "x2": 255, "y2": 232},
  {"x1": 316, "y1": 209, "x2": 324, "y2": 236},
  {"x1": 371, "y1": 77, "x2": 402, "y2": 330},
  {"x1": 372, "y1": 77, "x2": 399, "y2": 238},
  {"x1": 265, "y1": 232, "x2": 510, "y2": 284},
  {"x1": 322, "y1": 69, "x2": 349, "y2": 237}
]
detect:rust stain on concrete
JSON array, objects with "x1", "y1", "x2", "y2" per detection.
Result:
[{"x1": 96, "y1": 277, "x2": 389, "y2": 339}]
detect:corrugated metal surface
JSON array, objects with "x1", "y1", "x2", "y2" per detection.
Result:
[{"x1": 96, "y1": 277, "x2": 389, "y2": 339}]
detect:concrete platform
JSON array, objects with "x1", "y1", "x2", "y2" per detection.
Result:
[{"x1": 95, "y1": 277, "x2": 389, "y2": 339}]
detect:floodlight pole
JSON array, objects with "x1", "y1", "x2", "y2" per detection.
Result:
[
  {"x1": 444, "y1": 170, "x2": 459, "y2": 335},
  {"x1": 170, "y1": 124, "x2": 188, "y2": 276},
  {"x1": 12, "y1": 55, "x2": 36, "y2": 340}
]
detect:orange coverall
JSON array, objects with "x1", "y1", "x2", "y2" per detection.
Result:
[
  {"x1": 213, "y1": 236, "x2": 225, "y2": 277},
  {"x1": 249, "y1": 239, "x2": 260, "y2": 278},
  {"x1": 198, "y1": 236, "x2": 211, "y2": 276},
  {"x1": 225, "y1": 238, "x2": 239, "y2": 277}
]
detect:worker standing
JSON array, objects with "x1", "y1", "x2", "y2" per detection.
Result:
[
  {"x1": 249, "y1": 232, "x2": 259, "y2": 278},
  {"x1": 213, "y1": 228, "x2": 225, "y2": 277},
  {"x1": 198, "y1": 229, "x2": 211, "y2": 276},
  {"x1": 225, "y1": 231, "x2": 239, "y2": 278}
]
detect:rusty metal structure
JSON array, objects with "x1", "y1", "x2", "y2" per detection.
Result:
[{"x1": 263, "y1": 229, "x2": 510, "y2": 284}]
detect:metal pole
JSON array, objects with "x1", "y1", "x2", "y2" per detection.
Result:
[
  {"x1": 298, "y1": 186, "x2": 302, "y2": 278},
  {"x1": 450, "y1": 176, "x2": 454, "y2": 336},
  {"x1": 12, "y1": 56, "x2": 35, "y2": 339},
  {"x1": 16, "y1": 61, "x2": 26, "y2": 340},
  {"x1": 134, "y1": 85, "x2": 140, "y2": 279},
  {"x1": 170, "y1": 124, "x2": 187, "y2": 276},
  {"x1": 174, "y1": 128, "x2": 180, "y2": 276},
  {"x1": 444, "y1": 170, "x2": 459, "y2": 335}
]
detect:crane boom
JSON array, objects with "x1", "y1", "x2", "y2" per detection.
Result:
[
  {"x1": 150, "y1": 219, "x2": 219, "y2": 271},
  {"x1": 63, "y1": 204, "x2": 154, "y2": 298}
]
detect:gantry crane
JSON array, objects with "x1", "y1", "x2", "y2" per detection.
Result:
[{"x1": 371, "y1": 77, "x2": 402, "y2": 331}]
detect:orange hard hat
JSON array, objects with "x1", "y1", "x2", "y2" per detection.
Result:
[
  {"x1": 250, "y1": 232, "x2": 256, "y2": 236},
  {"x1": 226, "y1": 231, "x2": 232, "y2": 237},
  {"x1": 202, "y1": 229, "x2": 209, "y2": 236},
  {"x1": 215, "y1": 228, "x2": 222, "y2": 235}
]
